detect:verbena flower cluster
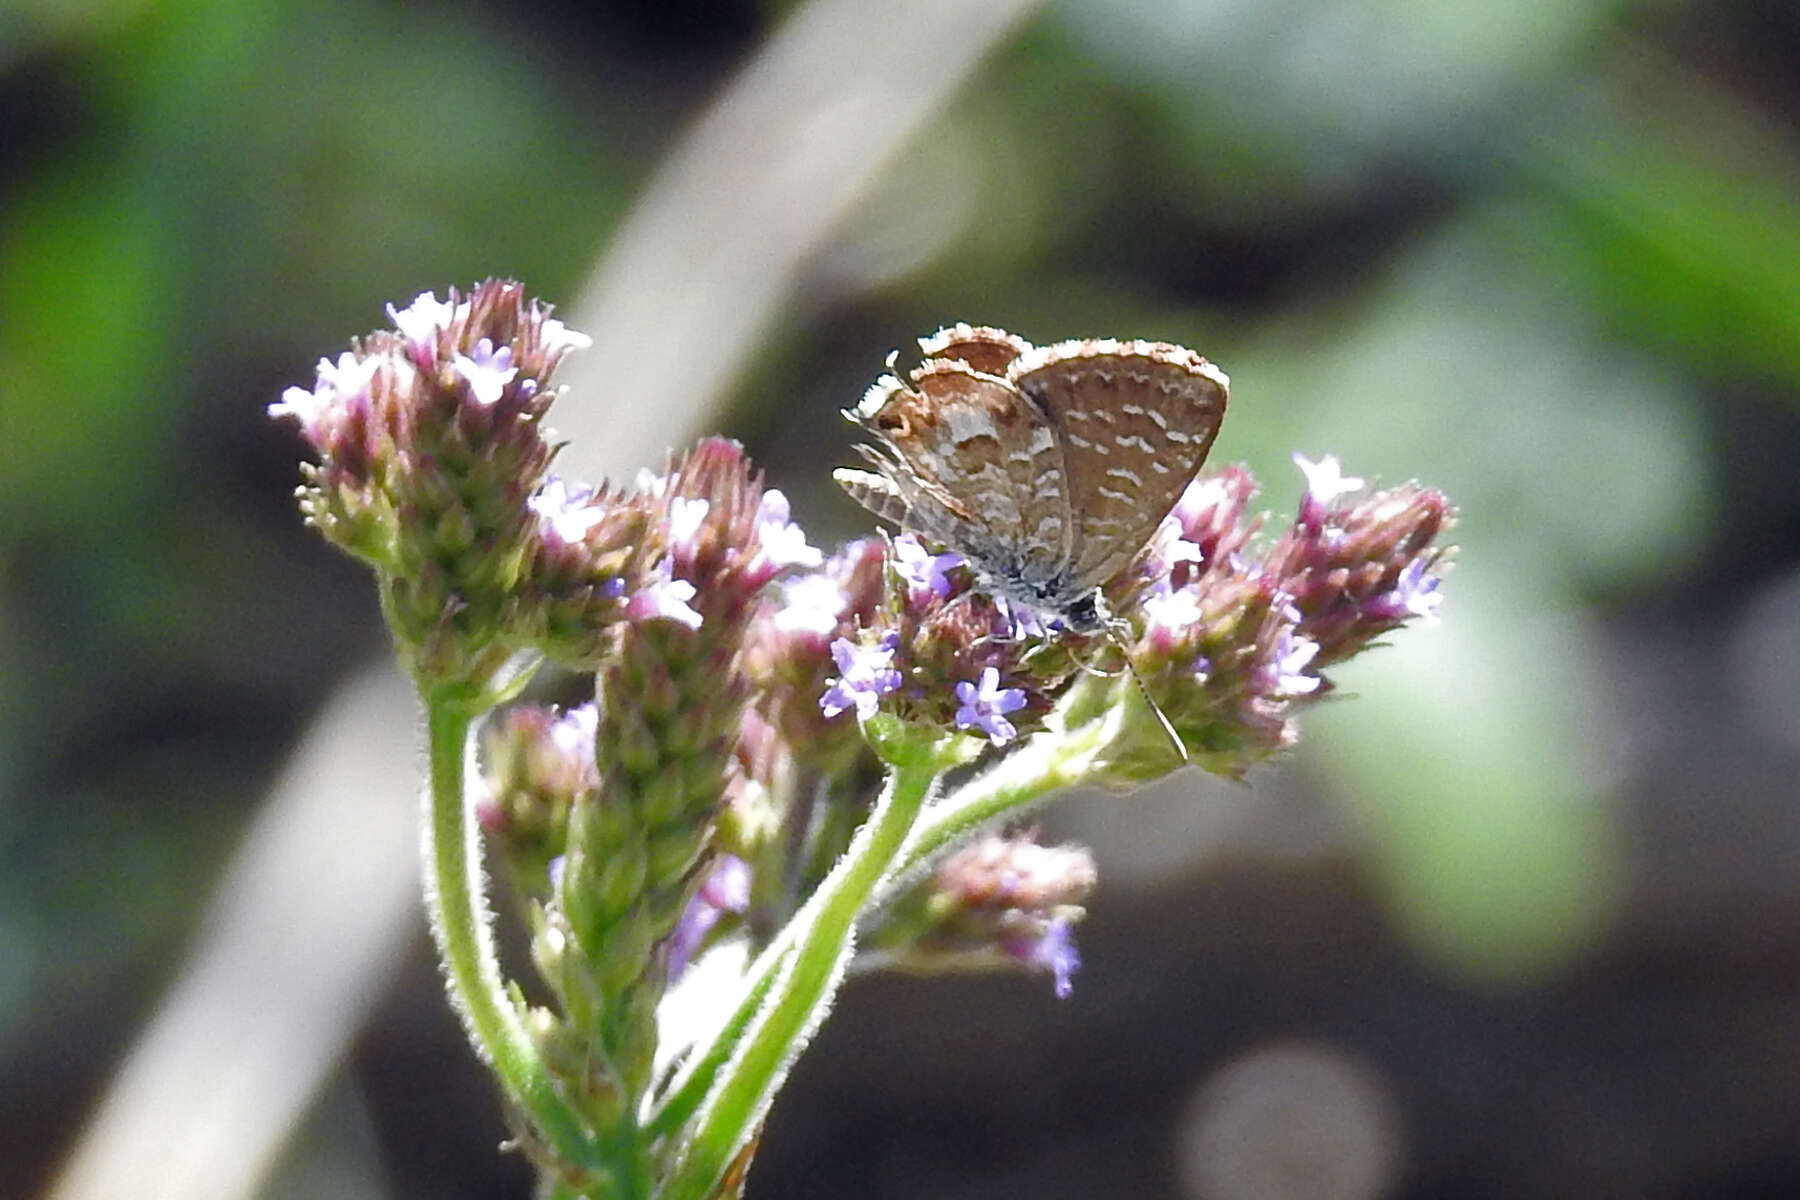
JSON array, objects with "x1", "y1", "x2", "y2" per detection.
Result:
[{"x1": 272, "y1": 279, "x2": 1452, "y2": 1199}]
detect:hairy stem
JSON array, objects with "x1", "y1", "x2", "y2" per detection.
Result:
[
  {"x1": 879, "y1": 722, "x2": 1104, "y2": 897},
  {"x1": 422, "y1": 692, "x2": 607, "y2": 1177},
  {"x1": 648, "y1": 720, "x2": 1104, "y2": 1150},
  {"x1": 656, "y1": 742, "x2": 947, "y2": 1200}
]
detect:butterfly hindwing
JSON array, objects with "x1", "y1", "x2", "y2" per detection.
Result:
[{"x1": 1010, "y1": 340, "x2": 1228, "y2": 589}]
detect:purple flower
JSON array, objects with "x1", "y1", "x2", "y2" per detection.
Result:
[
  {"x1": 1008, "y1": 915, "x2": 1081, "y2": 999},
  {"x1": 994, "y1": 596, "x2": 1048, "y2": 639},
  {"x1": 629, "y1": 559, "x2": 703, "y2": 629},
  {"x1": 1376, "y1": 558, "x2": 1443, "y2": 625},
  {"x1": 773, "y1": 574, "x2": 846, "y2": 636},
  {"x1": 753, "y1": 489, "x2": 823, "y2": 571},
  {"x1": 528, "y1": 476, "x2": 607, "y2": 545},
  {"x1": 820, "y1": 634, "x2": 901, "y2": 720},
  {"x1": 548, "y1": 703, "x2": 600, "y2": 785},
  {"x1": 954, "y1": 667, "x2": 1028, "y2": 746},
  {"x1": 703, "y1": 853, "x2": 752, "y2": 911},
  {"x1": 892, "y1": 534, "x2": 963, "y2": 602},
  {"x1": 450, "y1": 338, "x2": 518, "y2": 406},
  {"x1": 666, "y1": 855, "x2": 751, "y2": 981},
  {"x1": 1267, "y1": 628, "x2": 1321, "y2": 697}
]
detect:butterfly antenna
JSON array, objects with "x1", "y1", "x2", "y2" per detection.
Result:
[
  {"x1": 1093, "y1": 593, "x2": 1188, "y2": 763},
  {"x1": 1119, "y1": 636, "x2": 1188, "y2": 764}
]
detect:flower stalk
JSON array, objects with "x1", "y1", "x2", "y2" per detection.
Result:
[{"x1": 422, "y1": 690, "x2": 608, "y2": 1180}]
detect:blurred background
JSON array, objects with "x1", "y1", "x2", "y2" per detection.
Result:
[{"x1": 5, "y1": 0, "x2": 1800, "y2": 1196}]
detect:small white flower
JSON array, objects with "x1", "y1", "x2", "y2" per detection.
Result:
[
  {"x1": 1163, "y1": 534, "x2": 1205, "y2": 569},
  {"x1": 548, "y1": 704, "x2": 600, "y2": 786},
  {"x1": 540, "y1": 316, "x2": 592, "y2": 355},
  {"x1": 387, "y1": 291, "x2": 459, "y2": 349},
  {"x1": 668, "y1": 496, "x2": 710, "y2": 551},
  {"x1": 1142, "y1": 583, "x2": 1202, "y2": 633},
  {"x1": 638, "y1": 570, "x2": 703, "y2": 630},
  {"x1": 1292, "y1": 452, "x2": 1364, "y2": 504},
  {"x1": 550, "y1": 703, "x2": 599, "y2": 756},
  {"x1": 1173, "y1": 475, "x2": 1229, "y2": 526},
  {"x1": 529, "y1": 477, "x2": 607, "y2": 544},
  {"x1": 267, "y1": 384, "x2": 327, "y2": 426},
  {"x1": 268, "y1": 352, "x2": 379, "y2": 430},
  {"x1": 773, "y1": 574, "x2": 845, "y2": 636},
  {"x1": 754, "y1": 489, "x2": 823, "y2": 570}
]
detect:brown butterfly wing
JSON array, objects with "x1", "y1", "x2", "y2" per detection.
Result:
[
  {"x1": 845, "y1": 360, "x2": 1074, "y2": 579},
  {"x1": 1010, "y1": 340, "x2": 1228, "y2": 589}
]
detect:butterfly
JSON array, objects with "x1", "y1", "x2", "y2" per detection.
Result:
[{"x1": 835, "y1": 323, "x2": 1229, "y2": 632}]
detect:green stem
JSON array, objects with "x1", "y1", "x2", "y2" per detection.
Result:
[
  {"x1": 655, "y1": 744, "x2": 947, "y2": 1200},
  {"x1": 879, "y1": 722, "x2": 1102, "y2": 895},
  {"x1": 648, "y1": 721, "x2": 1105, "y2": 1148},
  {"x1": 421, "y1": 691, "x2": 606, "y2": 1176},
  {"x1": 647, "y1": 937, "x2": 789, "y2": 1141}
]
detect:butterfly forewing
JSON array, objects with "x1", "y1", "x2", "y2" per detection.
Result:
[
  {"x1": 1010, "y1": 341, "x2": 1228, "y2": 589},
  {"x1": 852, "y1": 361, "x2": 1074, "y2": 581}
]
